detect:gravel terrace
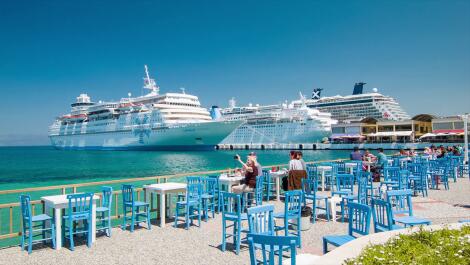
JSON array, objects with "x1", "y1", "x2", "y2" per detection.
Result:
[{"x1": 1, "y1": 178, "x2": 469, "y2": 265}]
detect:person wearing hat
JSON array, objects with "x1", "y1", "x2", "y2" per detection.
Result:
[{"x1": 248, "y1": 152, "x2": 263, "y2": 176}]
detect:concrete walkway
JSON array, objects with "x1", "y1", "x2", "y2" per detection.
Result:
[{"x1": 1, "y1": 178, "x2": 469, "y2": 265}]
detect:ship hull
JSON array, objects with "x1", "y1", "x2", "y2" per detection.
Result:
[
  {"x1": 220, "y1": 119, "x2": 331, "y2": 145},
  {"x1": 50, "y1": 121, "x2": 241, "y2": 151}
]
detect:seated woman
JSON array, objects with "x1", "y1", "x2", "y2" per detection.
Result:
[
  {"x1": 287, "y1": 151, "x2": 307, "y2": 190},
  {"x1": 232, "y1": 155, "x2": 259, "y2": 194}
]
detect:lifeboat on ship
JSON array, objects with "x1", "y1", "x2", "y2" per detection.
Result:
[{"x1": 61, "y1": 114, "x2": 88, "y2": 123}]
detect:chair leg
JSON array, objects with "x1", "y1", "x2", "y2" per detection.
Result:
[
  {"x1": 130, "y1": 208, "x2": 135, "y2": 233},
  {"x1": 211, "y1": 198, "x2": 215, "y2": 218},
  {"x1": 185, "y1": 206, "x2": 190, "y2": 230},
  {"x1": 69, "y1": 220, "x2": 75, "y2": 251},
  {"x1": 20, "y1": 227, "x2": 25, "y2": 251},
  {"x1": 121, "y1": 206, "x2": 127, "y2": 231},
  {"x1": 222, "y1": 219, "x2": 227, "y2": 252},
  {"x1": 197, "y1": 203, "x2": 202, "y2": 227},
  {"x1": 107, "y1": 210, "x2": 112, "y2": 237},
  {"x1": 325, "y1": 199, "x2": 330, "y2": 221},
  {"x1": 204, "y1": 199, "x2": 208, "y2": 222},
  {"x1": 323, "y1": 238, "x2": 328, "y2": 254},
  {"x1": 147, "y1": 205, "x2": 151, "y2": 230},
  {"x1": 51, "y1": 222, "x2": 56, "y2": 249},
  {"x1": 236, "y1": 221, "x2": 241, "y2": 255},
  {"x1": 87, "y1": 219, "x2": 92, "y2": 248},
  {"x1": 27, "y1": 229, "x2": 33, "y2": 254},
  {"x1": 174, "y1": 205, "x2": 179, "y2": 228}
]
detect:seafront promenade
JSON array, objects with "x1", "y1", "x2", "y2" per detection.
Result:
[{"x1": 0, "y1": 163, "x2": 469, "y2": 264}]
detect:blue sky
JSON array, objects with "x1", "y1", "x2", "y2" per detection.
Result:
[{"x1": 0, "y1": 0, "x2": 469, "y2": 145}]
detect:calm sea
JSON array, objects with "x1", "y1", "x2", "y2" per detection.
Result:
[{"x1": 0, "y1": 146, "x2": 351, "y2": 191}]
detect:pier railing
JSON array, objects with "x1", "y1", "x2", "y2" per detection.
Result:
[{"x1": 0, "y1": 159, "x2": 342, "y2": 247}]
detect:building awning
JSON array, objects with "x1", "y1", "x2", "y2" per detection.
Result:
[
  {"x1": 419, "y1": 133, "x2": 436, "y2": 139},
  {"x1": 330, "y1": 133, "x2": 364, "y2": 139},
  {"x1": 432, "y1": 129, "x2": 464, "y2": 134},
  {"x1": 368, "y1": 131, "x2": 413, "y2": 137}
]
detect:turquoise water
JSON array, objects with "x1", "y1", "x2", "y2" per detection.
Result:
[{"x1": 0, "y1": 146, "x2": 350, "y2": 191}]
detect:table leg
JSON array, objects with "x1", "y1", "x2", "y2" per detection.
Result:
[
  {"x1": 228, "y1": 183, "x2": 233, "y2": 193},
  {"x1": 54, "y1": 208, "x2": 62, "y2": 250},
  {"x1": 168, "y1": 194, "x2": 172, "y2": 218},
  {"x1": 321, "y1": 171, "x2": 325, "y2": 191},
  {"x1": 275, "y1": 177, "x2": 280, "y2": 201},
  {"x1": 328, "y1": 199, "x2": 337, "y2": 223},
  {"x1": 91, "y1": 202, "x2": 96, "y2": 243},
  {"x1": 160, "y1": 192, "x2": 166, "y2": 227}
]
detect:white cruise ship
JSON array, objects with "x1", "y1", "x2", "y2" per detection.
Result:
[
  {"x1": 217, "y1": 95, "x2": 336, "y2": 145},
  {"x1": 293, "y1": 83, "x2": 410, "y2": 122},
  {"x1": 48, "y1": 66, "x2": 241, "y2": 150}
]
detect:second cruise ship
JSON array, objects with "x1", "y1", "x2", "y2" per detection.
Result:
[{"x1": 48, "y1": 66, "x2": 241, "y2": 150}]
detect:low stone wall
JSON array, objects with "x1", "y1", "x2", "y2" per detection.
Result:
[{"x1": 310, "y1": 223, "x2": 466, "y2": 265}]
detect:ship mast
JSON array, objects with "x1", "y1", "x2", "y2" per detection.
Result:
[{"x1": 143, "y1": 65, "x2": 159, "y2": 95}]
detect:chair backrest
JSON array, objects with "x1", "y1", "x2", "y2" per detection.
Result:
[
  {"x1": 306, "y1": 164, "x2": 318, "y2": 180},
  {"x1": 386, "y1": 189, "x2": 413, "y2": 217},
  {"x1": 248, "y1": 234, "x2": 298, "y2": 265},
  {"x1": 186, "y1": 182, "x2": 202, "y2": 202},
  {"x1": 348, "y1": 202, "x2": 371, "y2": 237},
  {"x1": 221, "y1": 192, "x2": 242, "y2": 218},
  {"x1": 254, "y1": 175, "x2": 264, "y2": 205},
  {"x1": 284, "y1": 190, "x2": 302, "y2": 218},
  {"x1": 247, "y1": 204, "x2": 275, "y2": 235},
  {"x1": 122, "y1": 184, "x2": 135, "y2": 205},
  {"x1": 19, "y1": 195, "x2": 32, "y2": 226},
  {"x1": 101, "y1": 186, "x2": 113, "y2": 208},
  {"x1": 335, "y1": 161, "x2": 346, "y2": 174},
  {"x1": 186, "y1": 176, "x2": 201, "y2": 185},
  {"x1": 398, "y1": 170, "x2": 410, "y2": 189},
  {"x1": 202, "y1": 177, "x2": 218, "y2": 195},
  {"x1": 67, "y1": 193, "x2": 93, "y2": 216},
  {"x1": 301, "y1": 178, "x2": 317, "y2": 198},
  {"x1": 384, "y1": 167, "x2": 400, "y2": 182},
  {"x1": 371, "y1": 199, "x2": 394, "y2": 232},
  {"x1": 357, "y1": 174, "x2": 369, "y2": 204},
  {"x1": 335, "y1": 174, "x2": 354, "y2": 193}
]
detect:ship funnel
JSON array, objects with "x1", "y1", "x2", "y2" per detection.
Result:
[
  {"x1": 353, "y1": 82, "x2": 366, "y2": 95},
  {"x1": 312, "y1": 88, "x2": 323, "y2": 100},
  {"x1": 210, "y1": 106, "x2": 222, "y2": 121}
]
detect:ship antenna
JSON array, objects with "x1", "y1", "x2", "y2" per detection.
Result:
[{"x1": 143, "y1": 65, "x2": 159, "y2": 95}]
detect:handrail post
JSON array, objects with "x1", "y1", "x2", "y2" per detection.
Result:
[
  {"x1": 61, "y1": 188, "x2": 66, "y2": 195},
  {"x1": 114, "y1": 193, "x2": 119, "y2": 218},
  {"x1": 9, "y1": 206, "x2": 13, "y2": 234}
]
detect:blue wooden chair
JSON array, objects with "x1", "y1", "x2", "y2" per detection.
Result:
[
  {"x1": 201, "y1": 177, "x2": 217, "y2": 221},
  {"x1": 323, "y1": 202, "x2": 371, "y2": 253},
  {"x1": 64, "y1": 193, "x2": 93, "y2": 250},
  {"x1": 306, "y1": 164, "x2": 318, "y2": 181},
  {"x1": 386, "y1": 189, "x2": 431, "y2": 227},
  {"x1": 382, "y1": 166, "x2": 400, "y2": 189},
  {"x1": 20, "y1": 195, "x2": 56, "y2": 254},
  {"x1": 96, "y1": 186, "x2": 113, "y2": 237},
  {"x1": 301, "y1": 178, "x2": 330, "y2": 223},
  {"x1": 408, "y1": 164, "x2": 429, "y2": 196},
  {"x1": 262, "y1": 170, "x2": 276, "y2": 201},
  {"x1": 335, "y1": 161, "x2": 346, "y2": 174},
  {"x1": 398, "y1": 170, "x2": 410, "y2": 190},
  {"x1": 332, "y1": 174, "x2": 354, "y2": 222},
  {"x1": 371, "y1": 199, "x2": 401, "y2": 232},
  {"x1": 243, "y1": 175, "x2": 264, "y2": 211},
  {"x1": 207, "y1": 175, "x2": 222, "y2": 212},
  {"x1": 359, "y1": 171, "x2": 375, "y2": 203},
  {"x1": 221, "y1": 192, "x2": 248, "y2": 255},
  {"x1": 248, "y1": 234, "x2": 299, "y2": 265},
  {"x1": 174, "y1": 182, "x2": 202, "y2": 229},
  {"x1": 274, "y1": 190, "x2": 302, "y2": 247},
  {"x1": 121, "y1": 184, "x2": 151, "y2": 232},
  {"x1": 186, "y1": 176, "x2": 201, "y2": 185}
]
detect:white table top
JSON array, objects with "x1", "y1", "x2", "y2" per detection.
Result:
[
  {"x1": 219, "y1": 174, "x2": 244, "y2": 183},
  {"x1": 143, "y1": 182, "x2": 187, "y2": 192},
  {"x1": 42, "y1": 194, "x2": 99, "y2": 207},
  {"x1": 269, "y1": 170, "x2": 288, "y2": 178}
]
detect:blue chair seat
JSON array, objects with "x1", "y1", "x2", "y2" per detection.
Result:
[
  {"x1": 176, "y1": 200, "x2": 200, "y2": 206},
  {"x1": 125, "y1": 201, "x2": 148, "y2": 207},
  {"x1": 273, "y1": 212, "x2": 299, "y2": 220},
  {"x1": 96, "y1": 206, "x2": 109, "y2": 212},
  {"x1": 394, "y1": 216, "x2": 431, "y2": 226},
  {"x1": 375, "y1": 224, "x2": 403, "y2": 232},
  {"x1": 201, "y1": 194, "x2": 214, "y2": 199},
  {"x1": 323, "y1": 235, "x2": 356, "y2": 247},
  {"x1": 31, "y1": 214, "x2": 52, "y2": 222},
  {"x1": 315, "y1": 194, "x2": 329, "y2": 200},
  {"x1": 343, "y1": 195, "x2": 357, "y2": 200},
  {"x1": 224, "y1": 212, "x2": 248, "y2": 220},
  {"x1": 63, "y1": 213, "x2": 90, "y2": 221}
]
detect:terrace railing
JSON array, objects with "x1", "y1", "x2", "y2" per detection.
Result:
[{"x1": 0, "y1": 159, "x2": 342, "y2": 247}]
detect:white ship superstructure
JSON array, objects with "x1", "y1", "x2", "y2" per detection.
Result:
[
  {"x1": 49, "y1": 66, "x2": 241, "y2": 150},
  {"x1": 218, "y1": 95, "x2": 336, "y2": 145},
  {"x1": 293, "y1": 83, "x2": 410, "y2": 122}
]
